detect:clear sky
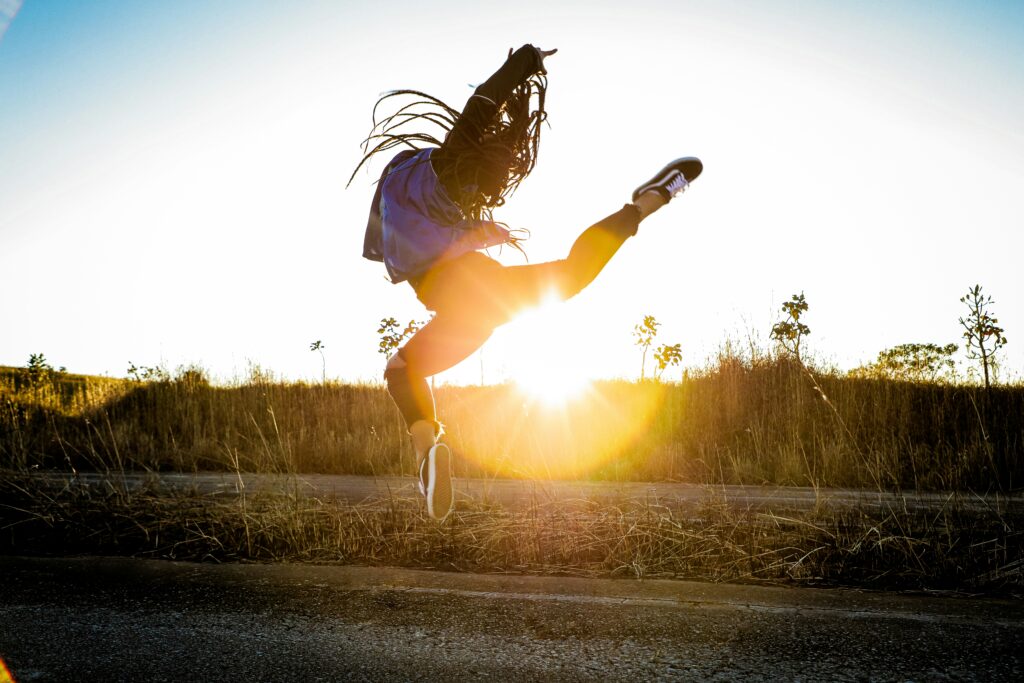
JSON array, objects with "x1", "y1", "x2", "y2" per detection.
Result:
[{"x1": 1, "y1": 0, "x2": 1022, "y2": 385}]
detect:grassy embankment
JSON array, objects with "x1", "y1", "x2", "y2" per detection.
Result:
[{"x1": 1, "y1": 360, "x2": 1021, "y2": 591}]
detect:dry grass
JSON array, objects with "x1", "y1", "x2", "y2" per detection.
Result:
[
  {"x1": 3, "y1": 358, "x2": 1022, "y2": 591},
  {"x1": 2, "y1": 471, "x2": 1020, "y2": 593},
  {"x1": 2, "y1": 357, "x2": 1021, "y2": 491}
]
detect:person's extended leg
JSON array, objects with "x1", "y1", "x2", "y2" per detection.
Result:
[
  {"x1": 495, "y1": 202, "x2": 644, "y2": 313},
  {"x1": 460, "y1": 157, "x2": 702, "y2": 319},
  {"x1": 408, "y1": 189, "x2": 688, "y2": 345},
  {"x1": 495, "y1": 157, "x2": 703, "y2": 311}
]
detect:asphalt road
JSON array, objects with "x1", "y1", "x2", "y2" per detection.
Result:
[
  {"x1": 1, "y1": 556, "x2": 1021, "y2": 682},
  {"x1": 32, "y1": 471, "x2": 1024, "y2": 514}
]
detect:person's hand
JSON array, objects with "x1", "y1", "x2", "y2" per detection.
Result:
[
  {"x1": 508, "y1": 45, "x2": 558, "y2": 72},
  {"x1": 536, "y1": 47, "x2": 558, "y2": 63}
]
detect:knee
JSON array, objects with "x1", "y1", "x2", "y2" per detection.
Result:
[
  {"x1": 383, "y1": 350, "x2": 434, "y2": 428},
  {"x1": 384, "y1": 351, "x2": 408, "y2": 386},
  {"x1": 385, "y1": 351, "x2": 407, "y2": 373}
]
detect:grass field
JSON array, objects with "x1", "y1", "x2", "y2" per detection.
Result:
[
  {"x1": 2, "y1": 358, "x2": 1022, "y2": 592},
  {"x1": 3, "y1": 355, "x2": 1021, "y2": 490}
]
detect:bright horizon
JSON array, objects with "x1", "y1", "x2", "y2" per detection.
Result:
[{"x1": 2, "y1": 0, "x2": 1022, "y2": 386}]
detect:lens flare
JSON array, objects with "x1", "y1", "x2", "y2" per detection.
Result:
[
  {"x1": 445, "y1": 380, "x2": 668, "y2": 480},
  {"x1": 513, "y1": 360, "x2": 591, "y2": 408},
  {"x1": 0, "y1": 656, "x2": 16, "y2": 683},
  {"x1": 497, "y1": 292, "x2": 595, "y2": 408},
  {"x1": 441, "y1": 293, "x2": 669, "y2": 479}
]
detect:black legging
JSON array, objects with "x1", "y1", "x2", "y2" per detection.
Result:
[{"x1": 385, "y1": 203, "x2": 641, "y2": 428}]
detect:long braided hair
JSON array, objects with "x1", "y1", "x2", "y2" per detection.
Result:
[{"x1": 348, "y1": 73, "x2": 548, "y2": 226}]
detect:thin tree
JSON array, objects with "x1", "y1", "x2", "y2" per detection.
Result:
[
  {"x1": 376, "y1": 317, "x2": 427, "y2": 390},
  {"x1": 959, "y1": 284, "x2": 1008, "y2": 390},
  {"x1": 310, "y1": 340, "x2": 327, "y2": 384},
  {"x1": 770, "y1": 292, "x2": 811, "y2": 362},
  {"x1": 633, "y1": 315, "x2": 660, "y2": 381},
  {"x1": 377, "y1": 318, "x2": 424, "y2": 358}
]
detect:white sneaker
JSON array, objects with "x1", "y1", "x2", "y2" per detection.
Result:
[{"x1": 425, "y1": 442, "x2": 453, "y2": 521}]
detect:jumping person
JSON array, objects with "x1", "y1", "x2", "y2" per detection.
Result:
[{"x1": 352, "y1": 45, "x2": 702, "y2": 520}]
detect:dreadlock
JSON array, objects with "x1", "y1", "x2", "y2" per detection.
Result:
[{"x1": 348, "y1": 73, "x2": 548, "y2": 225}]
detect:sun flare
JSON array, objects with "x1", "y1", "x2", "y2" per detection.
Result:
[
  {"x1": 497, "y1": 293, "x2": 594, "y2": 407},
  {"x1": 514, "y1": 362, "x2": 591, "y2": 407}
]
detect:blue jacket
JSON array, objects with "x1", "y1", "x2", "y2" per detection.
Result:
[{"x1": 362, "y1": 148, "x2": 510, "y2": 284}]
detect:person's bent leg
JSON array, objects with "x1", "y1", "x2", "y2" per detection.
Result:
[
  {"x1": 385, "y1": 312, "x2": 495, "y2": 453},
  {"x1": 385, "y1": 312, "x2": 494, "y2": 520},
  {"x1": 384, "y1": 351, "x2": 436, "y2": 437},
  {"x1": 385, "y1": 346, "x2": 450, "y2": 519}
]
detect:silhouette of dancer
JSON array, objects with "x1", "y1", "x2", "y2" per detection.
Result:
[{"x1": 352, "y1": 45, "x2": 702, "y2": 519}]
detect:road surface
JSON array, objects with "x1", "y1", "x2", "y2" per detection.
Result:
[
  {"x1": 1, "y1": 556, "x2": 1021, "y2": 681},
  {"x1": 30, "y1": 471, "x2": 1024, "y2": 514}
]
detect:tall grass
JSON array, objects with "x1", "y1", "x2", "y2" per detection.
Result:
[{"x1": 2, "y1": 356, "x2": 1021, "y2": 491}]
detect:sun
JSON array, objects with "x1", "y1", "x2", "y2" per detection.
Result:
[
  {"x1": 514, "y1": 359, "x2": 592, "y2": 407},
  {"x1": 495, "y1": 292, "x2": 594, "y2": 407}
]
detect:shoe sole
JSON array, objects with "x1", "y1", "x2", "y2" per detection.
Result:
[{"x1": 426, "y1": 443, "x2": 453, "y2": 521}]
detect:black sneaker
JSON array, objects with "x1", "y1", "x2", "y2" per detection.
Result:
[{"x1": 632, "y1": 157, "x2": 703, "y2": 202}]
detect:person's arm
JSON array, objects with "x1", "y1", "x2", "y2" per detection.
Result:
[
  {"x1": 446, "y1": 45, "x2": 553, "y2": 148},
  {"x1": 474, "y1": 45, "x2": 546, "y2": 108}
]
